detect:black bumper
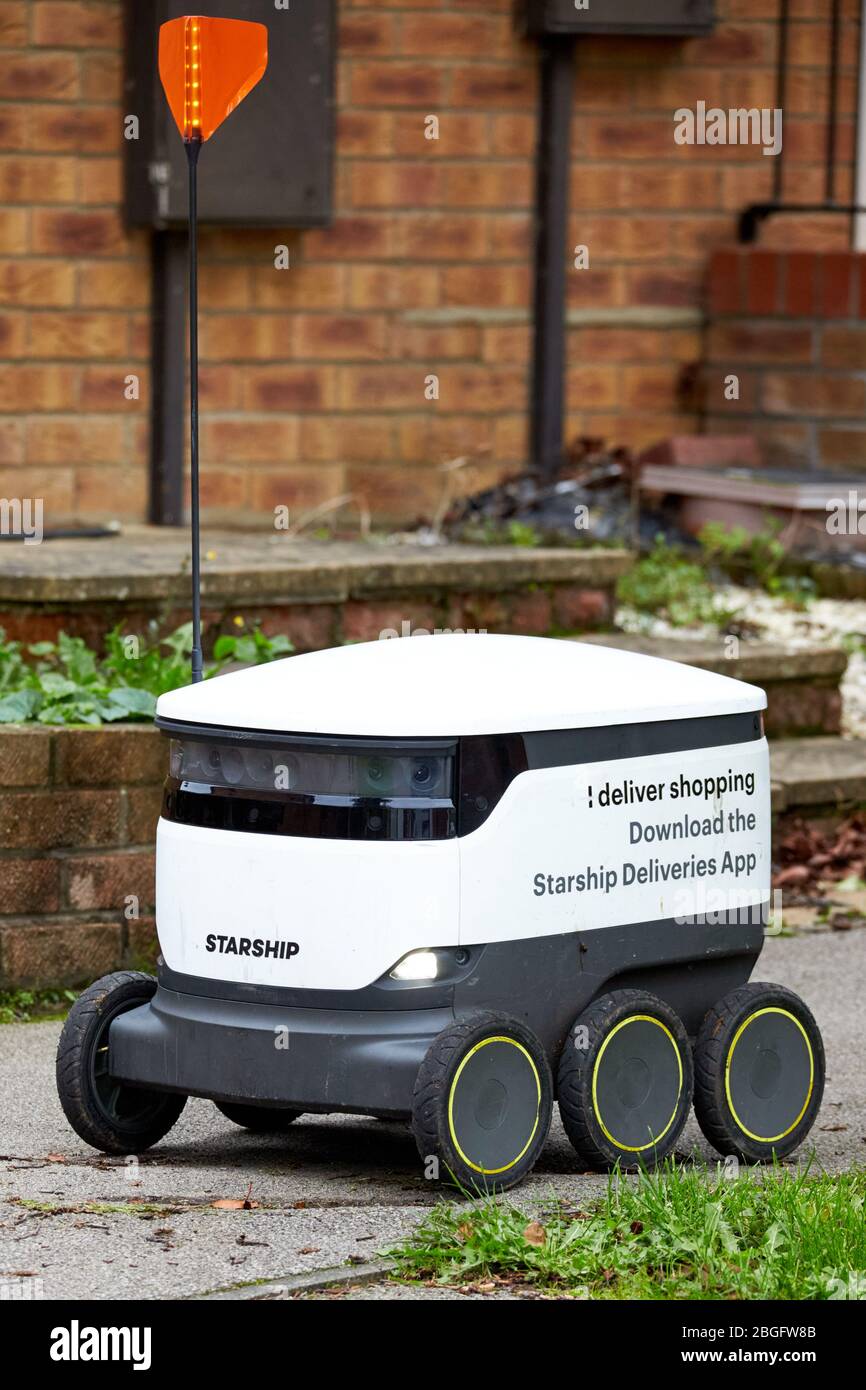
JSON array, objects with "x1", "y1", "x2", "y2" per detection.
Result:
[{"x1": 108, "y1": 986, "x2": 452, "y2": 1118}]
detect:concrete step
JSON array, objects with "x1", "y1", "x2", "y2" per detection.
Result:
[
  {"x1": 770, "y1": 736, "x2": 866, "y2": 812},
  {"x1": 0, "y1": 527, "x2": 632, "y2": 652},
  {"x1": 580, "y1": 633, "x2": 847, "y2": 739}
]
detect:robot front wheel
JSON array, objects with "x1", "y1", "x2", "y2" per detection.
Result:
[
  {"x1": 693, "y1": 982, "x2": 825, "y2": 1163},
  {"x1": 56, "y1": 971, "x2": 187, "y2": 1156},
  {"x1": 411, "y1": 1011, "x2": 554, "y2": 1194}
]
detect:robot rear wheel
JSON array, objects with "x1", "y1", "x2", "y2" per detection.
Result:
[
  {"x1": 215, "y1": 1102, "x2": 302, "y2": 1131},
  {"x1": 694, "y1": 982, "x2": 825, "y2": 1163},
  {"x1": 558, "y1": 989, "x2": 693, "y2": 1172},
  {"x1": 411, "y1": 1011, "x2": 553, "y2": 1193}
]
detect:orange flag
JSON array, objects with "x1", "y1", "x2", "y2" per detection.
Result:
[{"x1": 158, "y1": 14, "x2": 268, "y2": 143}]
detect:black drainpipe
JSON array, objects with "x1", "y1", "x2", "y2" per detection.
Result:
[
  {"x1": 530, "y1": 36, "x2": 576, "y2": 484},
  {"x1": 148, "y1": 229, "x2": 187, "y2": 526}
]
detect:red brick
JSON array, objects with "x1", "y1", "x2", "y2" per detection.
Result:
[
  {"x1": 26, "y1": 417, "x2": 123, "y2": 465},
  {"x1": 0, "y1": 921, "x2": 122, "y2": 990},
  {"x1": 746, "y1": 251, "x2": 781, "y2": 316},
  {"x1": 32, "y1": 210, "x2": 128, "y2": 257},
  {"x1": 0, "y1": 729, "x2": 51, "y2": 786},
  {"x1": 0, "y1": 365, "x2": 78, "y2": 411},
  {"x1": 65, "y1": 851, "x2": 155, "y2": 913},
  {"x1": 552, "y1": 587, "x2": 614, "y2": 632},
  {"x1": 26, "y1": 105, "x2": 117, "y2": 154},
  {"x1": 125, "y1": 915, "x2": 158, "y2": 970},
  {"x1": 0, "y1": 3, "x2": 27, "y2": 46},
  {"x1": 819, "y1": 427, "x2": 866, "y2": 469},
  {"x1": 28, "y1": 312, "x2": 128, "y2": 359},
  {"x1": 337, "y1": 12, "x2": 397, "y2": 53},
  {"x1": 783, "y1": 252, "x2": 820, "y2": 316},
  {"x1": 822, "y1": 326, "x2": 866, "y2": 370},
  {"x1": 0, "y1": 258, "x2": 76, "y2": 306},
  {"x1": 0, "y1": 858, "x2": 61, "y2": 915},
  {"x1": 0, "y1": 791, "x2": 125, "y2": 851},
  {"x1": 508, "y1": 589, "x2": 553, "y2": 636},
  {"x1": 54, "y1": 727, "x2": 166, "y2": 787},
  {"x1": 247, "y1": 604, "x2": 337, "y2": 654},
  {"x1": 351, "y1": 63, "x2": 447, "y2": 107},
  {"x1": 707, "y1": 322, "x2": 814, "y2": 365},
  {"x1": 243, "y1": 367, "x2": 337, "y2": 412},
  {"x1": 0, "y1": 54, "x2": 79, "y2": 100},
  {"x1": 821, "y1": 251, "x2": 857, "y2": 317},
  {"x1": 125, "y1": 787, "x2": 163, "y2": 846},
  {"x1": 763, "y1": 373, "x2": 866, "y2": 418},
  {"x1": 294, "y1": 313, "x2": 386, "y2": 360},
  {"x1": 708, "y1": 250, "x2": 746, "y2": 315},
  {"x1": 342, "y1": 602, "x2": 442, "y2": 644},
  {"x1": 304, "y1": 218, "x2": 393, "y2": 262},
  {"x1": 33, "y1": 1, "x2": 120, "y2": 47},
  {"x1": 248, "y1": 467, "x2": 345, "y2": 515}
]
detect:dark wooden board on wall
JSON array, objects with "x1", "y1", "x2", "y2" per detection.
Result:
[
  {"x1": 123, "y1": 0, "x2": 335, "y2": 228},
  {"x1": 517, "y1": 0, "x2": 715, "y2": 37}
]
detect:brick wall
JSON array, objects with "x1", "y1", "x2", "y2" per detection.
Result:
[
  {"x1": 705, "y1": 248, "x2": 866, "y2": 470},
  {"x1": 0, "y1": 0, "x2": 861, "y2": 529},
  {"x1": 0, "y1": 726, "x2": 159, "y2": 989}
]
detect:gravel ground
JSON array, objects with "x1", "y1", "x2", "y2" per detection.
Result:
[
  {"x1": 617, "y1": 588, "x2": 866, "y2": 737},
  {"x1": 1, "y1": 928, "x2": 863, "y2": 1301}
]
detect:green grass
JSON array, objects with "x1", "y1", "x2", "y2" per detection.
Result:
[
  {"x1": 0, "y1": 987, "x2": 78, "y2": 1024},
  {"x1": 386, "y1": 1163, "x2": 866, "y2": 1300}
]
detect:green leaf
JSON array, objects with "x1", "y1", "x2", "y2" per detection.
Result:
[
  {"x1": 105, "y1": 687, "x2": 157, "y2": 718},
  {"x1": 37, "y1": 673, "x2": 80, "y2": 699},
  {"x1": 0, "y1": 690, "x2": 42, "y2": 722}
]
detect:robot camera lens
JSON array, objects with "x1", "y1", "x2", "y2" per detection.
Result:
[
  {"x1": 220, "y1": 748, "x2": 245, "y2": 786},
  {"x1": 411, "y1": 760, "x2": 434, "y2": 789},
  {"x1": 365, "y1": 758, "x2": 389, "y2": 790},
  {"x1": 244, "y1": 748, "x2": 274, "y2": 787}
]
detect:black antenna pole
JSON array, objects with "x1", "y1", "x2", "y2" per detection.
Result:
[{"x1": 186, "y1": 135, "x2": 203, "y2": 683}]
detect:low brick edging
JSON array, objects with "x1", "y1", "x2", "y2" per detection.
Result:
[
  {"x1": 0, "y1": 726, "x2": 161, "y2": 991},
  {"x1": 0, "y1": 533, "x2": 630, "y2": 652}
]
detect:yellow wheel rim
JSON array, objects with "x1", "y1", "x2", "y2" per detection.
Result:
[
  {"x1": 447, "y1": 1036, "x2": 541, "y2": 1176},
  {"x1": 591, "y1": 1015, "x2": 683, "y2": 1153},
  {"x1": 725, "y1": 1007, "x2": 814, "y2": 1143}
]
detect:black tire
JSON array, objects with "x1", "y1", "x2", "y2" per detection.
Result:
[
  {"x1": 411, "y1": 1012, "x2": 553, "y2": 1194},
  {"x1": 558, "y1": 989, "x2": 693, "y2": 1172},
  {"x1": 694, "y1": 982, "x2": 825, "y2": 1163},
  {"x1": 56, "y1": 972, "x2": 186, "y2": 1155},
  {"x1": 215, "y1": 1102, "x2": 301, "y2": 1131}
]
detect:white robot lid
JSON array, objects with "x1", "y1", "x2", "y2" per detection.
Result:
[{"x1": 156, "y1": 633, "x2": 766, "y2": 738}]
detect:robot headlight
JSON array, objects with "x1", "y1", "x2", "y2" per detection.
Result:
[{"x1": 389, "y1": 950, "x2": 439, "y2": 982}]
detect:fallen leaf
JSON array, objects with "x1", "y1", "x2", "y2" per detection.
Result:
[
  {"x1": 523, "y1": 1221, "x2": 546, "y2": 1247},
  {"x1": 297, "y1": 1246, "x2": 320, "y2": 1255},
  {"x1": 211, "y1": 1198, "x2": 259, "y2": 1210},
  {"x1": 45, "y1": 1154, "x2": 67, "y2": 1164}
]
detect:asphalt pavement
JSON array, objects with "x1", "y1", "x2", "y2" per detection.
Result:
[{"x1": 1, "y1": 927, "x2": 863, "y2": 1301}]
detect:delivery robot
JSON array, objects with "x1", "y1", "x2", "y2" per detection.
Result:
[{"x1": 56, "y1": 633, "x2": 825, "y2": 1190}]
